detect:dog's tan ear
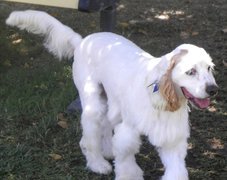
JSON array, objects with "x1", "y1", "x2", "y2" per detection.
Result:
[{"x1": 159, "y1": 50, "x2": 188, "y2": 112}]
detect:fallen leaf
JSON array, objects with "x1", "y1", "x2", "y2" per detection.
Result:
[
  {"x1": 192, "y1": 31, "x2": 199, "y2": 36},
  {"x1": 208, "y1": 106, "x2": 217, "y2": 112},
  {"x1": 57, "y1": 121, "x2": 68, "y2": 129},
  {"x1": 49, "y1": 153, "x2": 62, "y2": 160},
  {"x1": 208, "y1": 138, "x2": 224, "y2": 149},
  {"x1": 57, "y1": 113, "x2": 67, "y2": 121},
  {"x1": 221, "y1": 28, "x2": 227, "y2": 33},
  {"x1": 223, "y1": 60, "x2": 227, "y2": 67},
  {"x1": 188, "y1": 143, "x2": 194, "y2": 149},
  {"x1": 118, "y1": 22, "x2": 130, "y2": 28},
  {"x1": 117, "y1": 4, "x2": 125, "y2": 11},
  {"x1": 12, "y1": 38, "x2": 22, "y2": 45},
  {"x1": 155, "y1": 14, "x2": 169, "y2": 20},
  {"x1": 57, "y1": 113, "x2": 68, "y2": 128}
]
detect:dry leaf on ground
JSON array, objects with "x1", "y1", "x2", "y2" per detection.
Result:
[
  {"x1": 49, "y1": 153, "x2": 62, "y2": 160},
  {"x1": 223, "y1": 60, "x2": 227, "y2": 67},
  {"x1": 57, "y1": 120, "x2": 68, "y2": 129}
]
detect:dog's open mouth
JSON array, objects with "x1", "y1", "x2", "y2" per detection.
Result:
[{"x1": 181, "y1": 87, "x2": 210, "y2": 109}]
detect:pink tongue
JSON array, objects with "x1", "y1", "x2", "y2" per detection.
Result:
[
  {"x1": 181, "y1": 87, "x2": 210, "y2": 109},
  {"x1": 194, "y1": 98, "x2": 210, "y2": 109}
]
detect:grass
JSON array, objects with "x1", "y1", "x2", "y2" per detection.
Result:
[
  {"x1": 0, "y1": 28, "x2": 93, "y2": 179},
  {"x1": 1, "y1": 1, "x2": 227, "y2": 179}
]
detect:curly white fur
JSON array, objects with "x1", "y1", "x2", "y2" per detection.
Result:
[{"x1": 6, "y1": 10, "x2": 218, "y2": 180}]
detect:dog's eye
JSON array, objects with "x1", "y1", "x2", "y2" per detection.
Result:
[{"x1": 186, "y1": 68, "x2": 197, "y2": 76}]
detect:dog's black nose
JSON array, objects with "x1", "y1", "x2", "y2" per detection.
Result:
[{"x1": 206, "y1": 85, "x2": 218, "y2": 96}]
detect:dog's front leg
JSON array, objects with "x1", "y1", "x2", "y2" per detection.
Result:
[
  {"x1": 158, "y1": 140, "x2": 189, "y2": 180},
  {"x1": 113, "y1": 123, "x2": 143, "y2": 180}
]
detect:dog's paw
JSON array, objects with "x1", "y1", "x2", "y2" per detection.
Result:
[
  {"x1": 116, "y1": 175, "x2": 143, "y2": 180},
  {"x1": 161, "y1": 176, "x2": 188, "y2": 180},
  {"x1": 161, "y1": 171, "x2": 188, "y2": 180},
  {"x1": 115, "y1": 163, "x2": 144, "y2": 180},
  {"x1": 87, "y1": 159, "x2": 112, "y2": 174}
]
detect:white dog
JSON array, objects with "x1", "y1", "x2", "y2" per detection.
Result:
[{"x1": 6, "y1": 10, "x2": 218, "y2": 180}]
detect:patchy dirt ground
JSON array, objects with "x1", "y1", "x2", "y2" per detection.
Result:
[{"x1": 0, "y1": 0, "x2": 226, "y2": 179}]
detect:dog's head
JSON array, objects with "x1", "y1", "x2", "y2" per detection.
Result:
[{"x1": 159, "y1": 44, "x2": 218, "y2": 112}]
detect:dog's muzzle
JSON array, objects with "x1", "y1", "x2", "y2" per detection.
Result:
[{"x1": 181, "y1": 87, "x2": 212, "y2": 109}]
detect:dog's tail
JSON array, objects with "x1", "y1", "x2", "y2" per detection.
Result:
[{"x1": 6, "y1": 10, "x2": 82, "y2": 60}]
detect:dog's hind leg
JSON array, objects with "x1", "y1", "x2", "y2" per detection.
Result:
[
  {"x1": 101, "y1": 102, "x2": 121, "y2": 160},
  {"x1": 101, "y1": 117, "x2": 114, "y2": 159},
  {"x1": 79, "y1": 83, "x2": 112, "y2": 174}
]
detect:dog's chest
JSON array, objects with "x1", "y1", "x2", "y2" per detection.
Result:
[{"x1": 138, "y1": 109, "x2": 190, "y2": 147}]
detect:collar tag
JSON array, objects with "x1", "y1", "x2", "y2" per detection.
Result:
[
  {"x1": 153, "y1": 83, "x2": 159, "y2": 93},
  {"x1": 147, "y1": 81, "x2": 159, "y2": 93}
]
